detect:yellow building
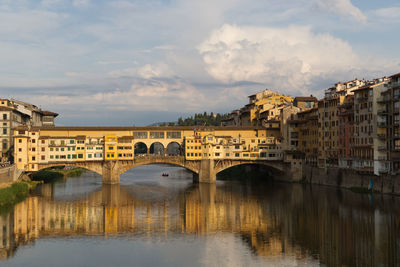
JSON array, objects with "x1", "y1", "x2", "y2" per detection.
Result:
[
  {"x1": 223, "y1": 89, "x2": 293, "y2": 127},
  {"x1": 105, "y1": 135, "x2": 117, "y2": 160},
  {"x1": 15, "y1": 126, "x2": 280, "y2": 172}
]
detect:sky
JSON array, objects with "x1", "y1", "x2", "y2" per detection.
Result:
[{"x1": 0, "y1": 0, "x2": 399, "y2": 126}]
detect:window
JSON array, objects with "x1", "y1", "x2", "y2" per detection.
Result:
[
  {"x1": 61, "y1": 148, "x2": 64, "y2": 151},
  {"x1": 2, "y1": 114, "x2": 6, "y2": 120},
  {"x1": 32, "y1": 156, "x2": 35, "y2": 161},
  {"x1": 67, "y1": 155, "x2": 71, "y2": 159},
  {"x1": 41, "y1": 156, "x2": 45, "y2": 160},
  {"x1": 31, "y1": 139, "x2": 35, "y2": 143},
  {"x1": 150, "y1": 132, "x2": 165, "y2": 139},
  {"x1": 18, "y1": 148, "x2": 22, "y2": 152},
  {"x1": 215, "y1": 153, "x2": 220, "y2": 156},
  {"x1": 78, "y1": 154, "x2": 83, "y2": 159},
  {"x1": 235, "y1": 153, "x2": 240, "y2": 157},
  {"x1": 167, "y1": 132, "x2": 181, "y2": 139},
  {"x1": 50, "y1": 148, "x2": 54, "y2": 151},
  {"x1": 134, "y1": 132, "x2": 148, "y2": 139},
  {"x1": 70, "y1": 140, "x2": 75, "y2": 144},
  {"x1": 3, "y1": 129, "x2": 6, "y2": 135},
  {"x1": 41, "y1": 140, "x2": 45, "y2": 144},
  {"x1": 50, "y1": 155, "x2": 54, "y2": 159},
  {"x1": 226, "y1": 153, "x2": 230, "y2": 157},
  {"x1": 55, "y1": 155, "x2": 59, "y2": 159},
  {"x1": 18, "y1": 158, "x2": 22, "y2": 162}
]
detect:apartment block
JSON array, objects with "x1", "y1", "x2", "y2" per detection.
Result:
[{"x1": 0, "y1": 99, "x2": 57, "y2": 162}]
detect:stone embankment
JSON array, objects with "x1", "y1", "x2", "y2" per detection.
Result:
[
  {"x1": 0, "y1": 165, "x2": 23, "y2": 184},
  {"x1": 303, "y1": 164, "x2": 400, "y2": 194}
]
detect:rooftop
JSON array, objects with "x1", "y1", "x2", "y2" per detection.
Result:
[{"x1": 15, "y1": 125, "x2": 268, "y2": 131}]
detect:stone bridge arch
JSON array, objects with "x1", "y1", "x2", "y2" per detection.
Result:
[
  {"x1": 214, "y1": 160, "x2": 288, "y2": 175},
  {"x1": 116, "y1": 156, "x2": 200, "y2": 176},
  {"x1": 37, "y1": 161, "x2": 104, "y2": 176}
]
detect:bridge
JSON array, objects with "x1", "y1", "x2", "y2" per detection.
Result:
[{"x1": 13, "y1": 126, "x2": 302, "y2": 184}]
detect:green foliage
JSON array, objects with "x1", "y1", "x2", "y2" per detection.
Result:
[
  {"x1": 50, "y1": 165, "x2": 65, "y2": 170},
  {"x1": 66, "y1": 168, "x2": 85, "y2": 177},
  {"x1": 32, "y1": 170, "x2": 64, "y2": 183},
  {"x1": 176, "y1": 112, "x2": 229, "y2": 126},
  {"x1": 0, "y1": 182, "x2": 29, "y2": 208}
]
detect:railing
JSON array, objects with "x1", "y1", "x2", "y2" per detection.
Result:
[
  {"x1": 377, "y1": 122, "x2": 388, "y2": 127},
  {"x1": 378, "y1": 146, "x2": 387, "y2": 151},
  {"x1": 378, "y1": 156, "x2": 387, "y2": 161},
  {"x1": 86, "y1": 142, "x2": 104, "y2": 145},
  {"x1": 377, "y1": 134, "x2": 387, "y2": 139},
  {"x1": 379, "y1": 168, "x2": 389, "y2": 174},
  {"x1": 377, "y1": 96, "x2": 391, "y2": 103},
  {"x1": 0, "y1": 162, "x2": 11, "y2": 169}
]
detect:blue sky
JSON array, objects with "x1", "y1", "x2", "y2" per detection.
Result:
[{"x1": 0, "y1": 0, "x2": 399, "y2": 125}]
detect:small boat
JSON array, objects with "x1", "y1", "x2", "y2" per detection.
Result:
[{"x1": 162, "y1": 173, "x2": 169, "y2": 177}]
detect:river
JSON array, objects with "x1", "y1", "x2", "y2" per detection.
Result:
[{"x1": 0, "y1": 165, "x2": 399, "y2": 267}]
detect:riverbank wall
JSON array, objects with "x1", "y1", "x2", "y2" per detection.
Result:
[
  {"x1": 0, "y1": 165, "x2": 23, "y2": 184},
  {"x1": 302, "y1": 164, "x2": 400, "y2": 194}
]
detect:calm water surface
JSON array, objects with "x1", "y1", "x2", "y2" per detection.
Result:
[{"x1": 0, "y1": 165, "x2": 400, "y2": 267}]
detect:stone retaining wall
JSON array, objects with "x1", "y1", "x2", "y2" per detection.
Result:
[
  {"x1": 0, "y1": 165, "x2": 21, "y2": 184},
  {"x1": 303, "y1": 164, "x2": 400, "y2": 194}
]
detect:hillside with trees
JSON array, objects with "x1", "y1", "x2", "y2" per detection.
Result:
[{"x1": 158, "y1": 112, "x2": 229, "y2": 126}]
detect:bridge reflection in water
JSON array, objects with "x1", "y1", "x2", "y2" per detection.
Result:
[{"x1": 1, "y1": 182, "x2": 400, "y2": 266}]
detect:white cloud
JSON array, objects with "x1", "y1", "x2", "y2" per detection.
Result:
[
  {"x1": 73, "y1": 0, "x2": 90, "y2": 7},
  {"x1": 108, "y1": 63, "x2": 175, "y2": 79},
  {"x1": 29, "y1": 78, "x2": 204, "y2": 113},
  {"x1": 0, "y1": 9, "x2": 65, "y2": 41},
  {"x1": 315, "y1": 0, "x2": 367, "y2": 23},
  {"x1": 198, "y1": 24, "x2": 360, "y2": 94},
  {"x1": 373, "y1": 7, "x2": 400, "y2": 23}
]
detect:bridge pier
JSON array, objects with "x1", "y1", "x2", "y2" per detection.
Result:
[
  {"x1": 198, "y1": 159, "x2": 216, "y2": 183},
  {"x1": 102, "y1": 161, "x2": 121, "y2": 184}
]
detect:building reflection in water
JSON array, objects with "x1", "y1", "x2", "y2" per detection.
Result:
[{"x1": 0, "y1": 182, "x2": 399, "y2": 266}]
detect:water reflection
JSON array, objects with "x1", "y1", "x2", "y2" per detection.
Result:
[{"x1": 1, "y1": 172, "x2": 400, "y2": 266}]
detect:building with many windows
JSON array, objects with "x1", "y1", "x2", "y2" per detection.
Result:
[{"x1": 0, "y1": 99, "x2": 57, "y2": 162}]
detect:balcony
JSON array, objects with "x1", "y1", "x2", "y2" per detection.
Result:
[
  {"x1": 377, "y1": 110, "x2": 388, "y2": 116},
  {"x1": 378, "y1": 146, "x2": 387, "y2": 151},
  {"x1": 377, "y1": 121, "x2": 388, "y2": 127},
  {"x1": 377, "y1": 96, "x2": 391, "y2": 103},
  {"x1": 377, "y1": 134, "x2": 387, "y2": 140},
  {"x1": 378, "y1": 156, "x2": 387, "y2": 161}
]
